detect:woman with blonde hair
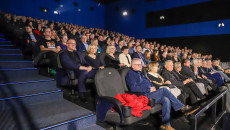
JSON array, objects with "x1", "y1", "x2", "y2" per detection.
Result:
[
  {"x1": 85, "y1": 44, "x2": 104, "y2": 69},
  {"x1": 104, "y1": 45, "x2": 125, "y2": 69},
  {"x1": 146, "y1": 61, "x2": 182, "y2": 99}
]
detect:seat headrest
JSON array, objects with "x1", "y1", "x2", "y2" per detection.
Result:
[{"x1": 95, "y1": 68, "x2": 125, "y2": 97}]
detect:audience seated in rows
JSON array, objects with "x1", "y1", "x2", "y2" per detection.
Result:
[{"x1": 125, "y1": 58, "x2": 199, "y2": 130}]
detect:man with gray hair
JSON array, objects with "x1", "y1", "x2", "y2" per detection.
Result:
[
  {"x1": 126, "y1": 58, "x2": 199, "y2": 130},
  {"x1": 161, "y1": 60, "x2": 205, "y2": 105}
]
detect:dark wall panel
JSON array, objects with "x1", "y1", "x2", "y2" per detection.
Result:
[
  {"x1": 148, "y1": 34, "x2": 230, "y2": 61},
  {"x1": 146, "y1": 1, "x2": 230, "y2": 28}
]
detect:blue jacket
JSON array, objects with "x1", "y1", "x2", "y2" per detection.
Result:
[
  {"x1": 77, "y1": 42, "x2": 89, "y2": 52},
  {"x1": 131, "y1": 52, "x2": 147, "y2": 65},
  {"x1": 125, "y1": 69, "x2": 153, "y2": 94}
]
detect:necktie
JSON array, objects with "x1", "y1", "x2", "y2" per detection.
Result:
[
  {"x1": 126, "y1": 56, "x2": 130, "y2": 64},
  {"x1": 138, "y1": 53, "x2": 145, "y2": 65}
]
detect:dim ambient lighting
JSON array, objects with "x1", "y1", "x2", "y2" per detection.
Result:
[
  {"x1": 78, "y1": 9, "x2": 81, "y2": 12},
  {"x1": 122, "y1": 11, "x2": 128, "y2": 16}
]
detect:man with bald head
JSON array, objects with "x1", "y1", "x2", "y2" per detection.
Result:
[
  {"x1": 126, "y1": 58, "x2": 198, "y2": 130},
  {"x1": 59, "y1": 39, "x2": 97, "y2": 102}
]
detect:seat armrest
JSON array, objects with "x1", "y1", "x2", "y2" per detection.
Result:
[
  {"x1": 125, "y1": 91, "x2": 145, "y2": 96},
  {"x1": 148, "y1": 98, "x2": 155, "y2": 107},
  {"x1": 96, "y1": 96, "x2": 125, "y2": 124},
  {"x1": 67, "y1": 70, "x2": 75, "y2": 80},
  {"x1": 33, "y1": 51, "x2": 53, "y2": 65}
]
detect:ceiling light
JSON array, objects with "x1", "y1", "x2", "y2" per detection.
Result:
[{"x1": 122, "y1": 11, "x2": 128, "y2": 16}]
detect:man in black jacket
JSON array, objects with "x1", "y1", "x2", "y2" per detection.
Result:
[
  {"x1": 22, "y1": 25, "x2": 40, "y2": 57},
  {"x1": 161, "y1": 60, "x2": 204, "y2": 105}
]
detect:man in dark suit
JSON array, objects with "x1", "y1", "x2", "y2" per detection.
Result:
[
  {"x1": 131, "y1": 45, "x2": 147, "y2": 67},
  {"x1": 59, "y1": 39, "x2": 96, "y2": 102},
  {"x1": 77, "y1": 35, "x2": 89, "y2": 52},
  {"x1": 161, "y1": 60, "x2": 203, "y2": 105},
  {"x1": 181, "y1": 59, "x2": 197, "y2": 80}
]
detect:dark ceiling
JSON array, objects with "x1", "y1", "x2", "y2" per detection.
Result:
[{"x1": 91, "y1": 0, "x2": 122, "y2": 4}]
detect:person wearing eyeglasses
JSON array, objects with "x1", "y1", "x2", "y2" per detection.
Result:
[
  {"x1": 59, "y1": 39, "x2": 96, "y2": 102},
  {"x1": 126, "y1": 58, "x2": 199, "y2": 130}
]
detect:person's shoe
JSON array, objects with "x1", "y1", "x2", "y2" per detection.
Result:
[
  {"x1": 160, "y1": 125, "x2": 175, "y2": 130},
  {"x1": 181, "y1": 105, "x2": 200, "y2": 115}
]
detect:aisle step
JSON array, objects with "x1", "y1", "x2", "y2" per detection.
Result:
[
  {"x1": 0, "y1": 80, "x2": 56, "y2": 99},
  {"x1": 0, "y1": 54, "x2": 24, "y2": 60},
  {"x1": 0, "y1": 69, "x2": 52, "y2": 83},
  {"x1": 0, "y1": 48, "x2": 21, "y2": 54},
  {"x1": 0, "y1": 97, "x2": 94, "y2": 129},
  {"x1": 0, "y1": 61, "x2": 33, "y2": 68}
]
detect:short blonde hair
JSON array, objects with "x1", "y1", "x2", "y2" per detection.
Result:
[
  {"x1": 87, "y1": 44, "x2": 98, "y2": 53},
  {"x1": 174, "y1": 62, "x2": 181, "y2": 70},
  {"x1": 146, "y1": 61, "x2": 159, "y2": 72},
  {"x1": 106, "y1": 45, "x2": 116, "y2": 54}
]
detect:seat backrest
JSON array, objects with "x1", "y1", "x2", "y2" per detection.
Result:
[
  {"x1": 99, "y1": 52, "x2": 106, "y2": 66},
  {"x1": 95, "y1": 68, "x2": 125, "y2": 97},
  {"x1": 120, "y1": 68, "x2": 130, "y2": 92},
  {"x1": 56, "y1": 49, "x2": 67, "y2": 69},
  {"x1": 81, "y1": 51, "x2": 88, "y2": 58}
]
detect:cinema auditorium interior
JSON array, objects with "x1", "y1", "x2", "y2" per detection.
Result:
[{"x1": 1, "y1": 0, "x2": 230, "y2": 130}]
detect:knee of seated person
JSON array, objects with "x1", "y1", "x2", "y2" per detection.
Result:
[
  {"x1": 162, "y1": 97, "x2": 170, "y2": 105},
  {"x1": 161, "y1": 87, "x2": 170, "y2": 92}
]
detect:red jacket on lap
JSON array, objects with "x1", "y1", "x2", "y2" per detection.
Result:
[{"x1": 114, "y1": 93, "x2": 151, "y2": 117}]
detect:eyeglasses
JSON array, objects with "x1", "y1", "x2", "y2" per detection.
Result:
[
  {"x1": 67, "y1": 42, "x2": 76, "y2": 45},
  {"x1": 133, "y1": 64, "x2": 142, "y2": 67}
]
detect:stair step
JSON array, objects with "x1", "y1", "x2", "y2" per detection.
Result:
[
  {"x1": 0, "y1": 61, "x2": 34, "y2": 68},
  {"x1": 0, "y1": 54, "x2": 24, "y2": 60},
  {"x1": 0, "y1": 90, "x2": 62, "y2": 103},
  {"x1": 0, "y1": 69, "x2": 52, "y2": 83},
  {"x1": 79, "y1": 124, "x2": 105, "y2": 130},
  {"x1": 0, "y1": 38, "x2": 7, "y2": 40},
  {"x1": 0, "y1": 97, "x2": 94, "y2": 129},
  {"x1": 0, "y1": 80, "x2": 57, "y2": 99},
  {"x1": 0, "y1": 45, "x2": 16, "y2": 49},
  {"x1": 0, "y1": 41, "x2": 11, "y2": 45},
  {"x1": 40, "y1": 112, "x2": 96, "y2": 130},
  {"x1": 0, "y1": 48, "x2": 21, "y2": 54}
]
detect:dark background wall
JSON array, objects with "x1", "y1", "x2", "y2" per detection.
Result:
[
  {"x1": 148, "y1": 34, "x2": 230, "y2": 61},
  {"x1": 0, "y1": 0, "x2": 105, "y2": 28}
]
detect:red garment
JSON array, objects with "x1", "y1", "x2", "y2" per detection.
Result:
[
  {"x1": 34, "y1": 30, "x2": 42, "y2": 36},
  {"x1": 114, "y1": 93, "x2": 151, "y2": 117}
]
